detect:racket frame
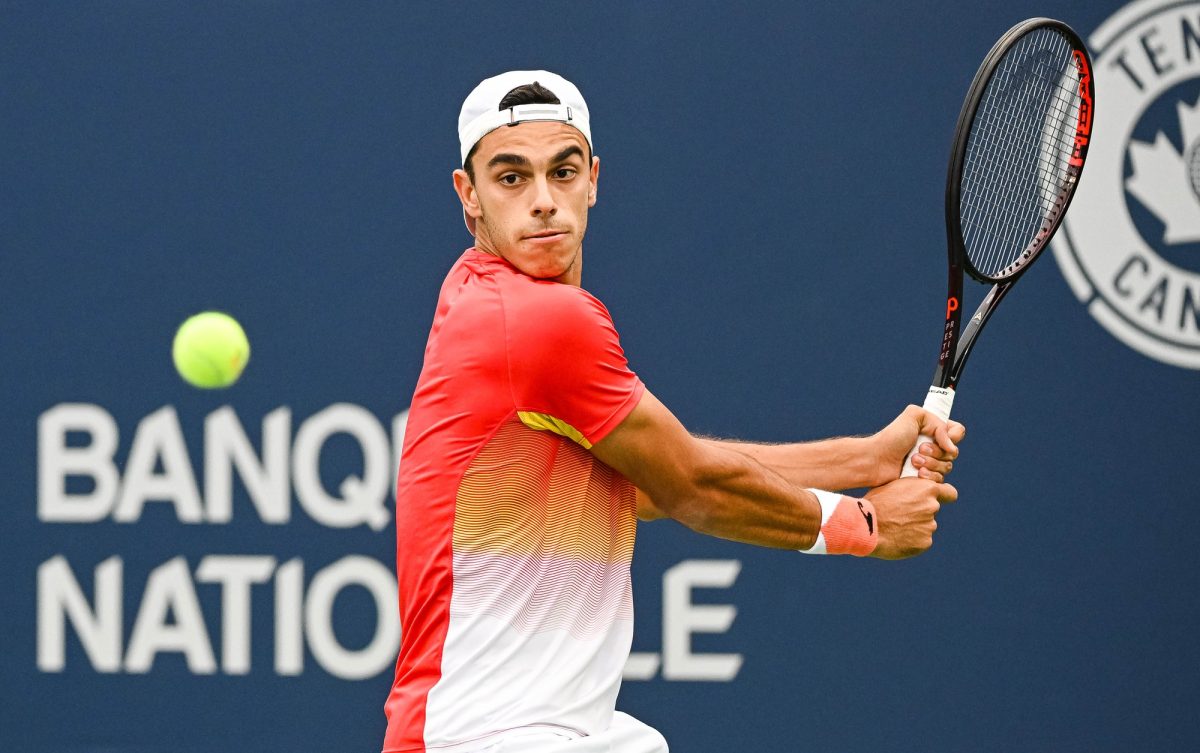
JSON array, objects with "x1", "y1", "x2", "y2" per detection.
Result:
[{"x1": 935, "y1": 17, "x2": 1094, "y2": 391}]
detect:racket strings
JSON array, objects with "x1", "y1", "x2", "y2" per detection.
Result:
[
  {"x1": 964, "y1": 39, "x2": 1077, "y2": 274},
  {"x1": 964, "y1": 35, "x2": 1077, "y2": 270},
  {"x1": 959, "y1": 27, "x2": 1084, "y2": 280}
]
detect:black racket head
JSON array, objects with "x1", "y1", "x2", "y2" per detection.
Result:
[{"x1": 947, "y1": 18, "x2": 1095, "y2": 284}]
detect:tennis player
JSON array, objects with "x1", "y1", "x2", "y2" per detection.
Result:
[{"x1": 381, "y1": 70, "x2": 964, "y2": 753}]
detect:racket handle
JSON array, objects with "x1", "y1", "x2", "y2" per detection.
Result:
[{"x1": 900, "y1": 386, "x2": 955, "y2": 478}]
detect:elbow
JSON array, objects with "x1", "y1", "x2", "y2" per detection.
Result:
[
  {"x1": 661, "y1": 495, "x2": 712, "y2": 533},
  {"x1": 640, "y1": 482, "x2": 708, "y2": 530},
  {"x1": 649, "y1": 454, "x2": 734, "y2": 533}
]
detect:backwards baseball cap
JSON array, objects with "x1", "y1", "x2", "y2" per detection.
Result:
[{"x1": 457, "y1": 69, "x2": 593, "y2": 167}]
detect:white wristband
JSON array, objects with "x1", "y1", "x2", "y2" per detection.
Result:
[{"x1": 798, "y1": 489, "x2": 842, "y2": 555}]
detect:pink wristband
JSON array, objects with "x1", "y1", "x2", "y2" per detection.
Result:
[{"x1": 799, "y1": 490, "x2": 878, "y2": 556}]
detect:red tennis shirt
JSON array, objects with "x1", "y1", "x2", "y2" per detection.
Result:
[{"x1": 382, "y1": 248, "x2": 646, "y2": 752}]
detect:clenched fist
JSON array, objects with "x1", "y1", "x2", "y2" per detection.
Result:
[{"x1": 865, "y1": 477, "x2": 958, "y2": 559}]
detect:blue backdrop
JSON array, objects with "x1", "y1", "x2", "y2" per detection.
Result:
[{"x1": 4, "y1": 1, "x2": 1199, "y2": 751}]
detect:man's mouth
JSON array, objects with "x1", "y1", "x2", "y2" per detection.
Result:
[{"x1": 525, "y1": 229, "x2": 566, "y2": 240}]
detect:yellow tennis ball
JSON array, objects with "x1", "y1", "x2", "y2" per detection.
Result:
[{"x1": 172, "y1": 311, "x2": 250, "y2": 389}]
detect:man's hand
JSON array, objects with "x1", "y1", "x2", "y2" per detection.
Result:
[
  {"x1": 865, "y1": 477, "x2": 958, "y2": 559},
  {"x1": 870, "y1": 405, "x2": 965, "y2": 486}
]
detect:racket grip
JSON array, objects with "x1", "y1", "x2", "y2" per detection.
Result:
[{"x1": 900, "y1": 386, "x2": 955, "y2": 478}]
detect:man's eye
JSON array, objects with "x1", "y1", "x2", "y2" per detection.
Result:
[
  {"x1": 500, "y1": 174, "x2": 522, "y2": 185},
  {"x1": 554, "y1": 168, "x2": 576, "y2": 179}
]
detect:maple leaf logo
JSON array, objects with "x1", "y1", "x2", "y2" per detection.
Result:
[{"x1": 1125, "y1": 96, "x2": 1200, "y2": 245}]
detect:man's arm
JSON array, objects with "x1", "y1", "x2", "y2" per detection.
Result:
[
  {"x1": 702, "y1": 405, "x2": 964, "y2": 491},
  {"x1": 591, "y1": 389, "x2": 956, "y2": 557},
  {"x1": 635, "y1": 406, "x2": 964, "y2": 521}
]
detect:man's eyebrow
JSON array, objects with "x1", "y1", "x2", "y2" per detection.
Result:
[
  {"x1": 487, "y1": 153, "x2": 530, "y2": 169},
  {"x1": 551, "y1": 145, "x2": 585, "y2": 163}
]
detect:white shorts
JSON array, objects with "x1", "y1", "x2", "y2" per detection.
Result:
[{"x1": 451, "y1": 713, "x2": 668, "y2": 753}]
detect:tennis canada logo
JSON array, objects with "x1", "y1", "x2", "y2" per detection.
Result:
[{"x1": 1051, "y1": 0, "x2": 1200, "y2": 368}]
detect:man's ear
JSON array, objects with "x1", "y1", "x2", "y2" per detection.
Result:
[
  {"x1": 453, "y1": 168, "x2": 483, "y2": 225},
  {"x1": 588, "y1": 155, "x2": 600, "y2": 207}
]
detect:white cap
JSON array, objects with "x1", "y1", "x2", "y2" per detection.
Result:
[{"x1": 457, "y1": 70, "x2": 593, "y2": 166}]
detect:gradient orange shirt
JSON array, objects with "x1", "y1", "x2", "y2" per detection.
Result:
[{"x1": 383, "y1": 248, "x2": 645, "y2": 752}]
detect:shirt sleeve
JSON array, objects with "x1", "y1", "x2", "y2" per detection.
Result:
[{"x1": 505, "y1": 282, "x2": 644, "y2": 448}]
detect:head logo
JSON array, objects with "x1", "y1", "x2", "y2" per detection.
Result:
[{"x1": 1051, "y1": 0, "x2": 1200, "y2": 368}]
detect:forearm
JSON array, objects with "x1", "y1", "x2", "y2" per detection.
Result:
[
  {"x1": 666, "y1": 444, "x2": 824, "y2": 550},
  {"x1": 702, "y1": 435, "x2": 881, "y2": 492},
  {"x1": 595, "y1": 389, "x2": 867, "y2": 547}
]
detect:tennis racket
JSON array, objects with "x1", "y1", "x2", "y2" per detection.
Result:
[{"x1": 902, "y1": 18, "x2": 1095, "y2": 477}]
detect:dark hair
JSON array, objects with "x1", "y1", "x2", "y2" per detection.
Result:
[
  {"x1": 498, "y1": 81, "x2": 560, "y2": 111},
  {"x1": 463, "y1": 82, "x2": 588, "y2": 180}
]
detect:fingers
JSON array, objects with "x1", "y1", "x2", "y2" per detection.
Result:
[
  {"x1": 914, "y1": 415, "x2": 964, "y2": 482},
  {"x1": 917, "y1": 467, "x2": 944, "y2": 483},
  {"x1": 929, "y1": 420, "x2": 959, "y2": 458},
  {"x1": 912, "y1": 448, "x2": 952, "y2": 477},
  {"x1": 906, "y1": 408, "x2": 961, "y2": 463},
  {"x1": 947, "y1": 420, "x2": 966, "y2": 444},
  {"x1": 907, "y1": 453, "x2": 945, "y2": 482},
  {"x1": 934, "y1": 482, "x2": 958, "y2": 504}
]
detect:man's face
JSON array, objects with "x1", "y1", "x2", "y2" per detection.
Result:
[{"x1": 454, "y1": 122, "x2": 599, "y2": 286}]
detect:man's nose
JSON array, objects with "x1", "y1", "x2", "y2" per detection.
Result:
[{"x1": 530, "y1": 177, "x2": 557, "y2": 219}]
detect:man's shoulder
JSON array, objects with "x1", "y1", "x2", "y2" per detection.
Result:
[
  {"x1": 505, "y1": 274, "x2": 597, "y2": 302},
  {"x1": 502, "y1": 277, "x2": 615, "y2": 336},
  {"x1": 437, "y1": 250, "x2": 619, "y2": 343}
]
